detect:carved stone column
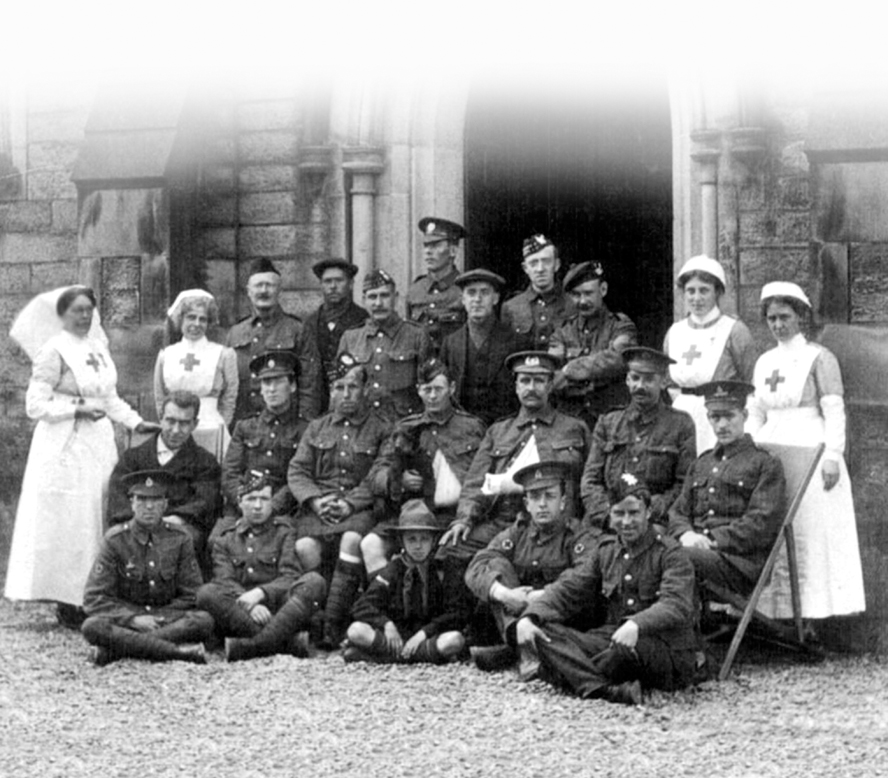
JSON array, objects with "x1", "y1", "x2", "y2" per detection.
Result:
[
  {"x1": 690, "y1": 129, "x2": 722, "y2": 259},
  {"x1": 341, "y1": 147, "x2": 385, "y2": 281}
]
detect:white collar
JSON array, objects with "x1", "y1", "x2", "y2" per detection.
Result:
[
  {"x1": 776, "y1": 333, "x2": 809, "y2": 352},
  {"x1": 689, "y1": 306, "x2": 721, "y2": 326}
]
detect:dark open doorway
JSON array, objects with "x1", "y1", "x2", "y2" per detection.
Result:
[{"x1": 464, "y1": 80, "x2": 674, "y2": 347}]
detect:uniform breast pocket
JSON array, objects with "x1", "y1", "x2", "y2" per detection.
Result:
[
  {"x1": 159, "y1": 557, "x2": 178, "y2": 581},
  {"x1": 120, "y1": 559, "x2": 145, "y2": 581},
  {"x1": 552, "y1": 438, "x2": 585, "y2": 466},
  {"x1": 644, "y1": 445, "x2": 680, "y2": 486},
  {"x1": 387, "y1": 351, "x2": 418, "y2": 389},
  {"x1": 352, "y1": 447, "x2": 377, "y2": 480},
  {"x1": 243, "y1": 436, "x2": 263, "y2": 451},
  {"x1": 256, "y1": 550, "x2": 279, "y2": 569}
]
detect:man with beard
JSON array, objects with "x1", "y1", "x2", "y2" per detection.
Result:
[
  {"x1": 226, "y1": 258, "x2": 321, "y2": 423},
  {"x1": 581, "y1": 347, "x2": 696, "y2": 533},
  {"x1": 302, "y1": 258, "x2": 368, "y2": 414},
  {"x1": 406, "y1": 217, "x2": 467, "y2": 353},
  {"x1": 439, "y1": 268, "x2": 527, "y2": 424},
  {"x1": 549, "y1": 260, "x2": 637, "y2": 429},
  {"x1": 501, "y1": 234, "x2": 576, "y2": 351},
  {"x1": 438, "y1": 351, "x2": 590, "y2": 568},
  {"x1": 338, "y1": 269, "x2": 431, "y2": 420}
]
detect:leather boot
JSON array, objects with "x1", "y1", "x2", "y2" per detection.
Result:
[
  {"x1": 225, "y1": 597, "x2": 313, "y2": 661},
  {"x1": 197, "y1": 587, "x2": 262, "y2": 639},
  {"x1": 322, "y1": 560, "x2": 363, "y2": 648},
  {"x1": 471, "y1": 644, "x2": 516, "y2": 672},
  {"x1": 602, "y1": 679, "x2": 643, "y2": 706},
  {"x1": 103, "y1": 625, "x2": 202, "y2": 663}
]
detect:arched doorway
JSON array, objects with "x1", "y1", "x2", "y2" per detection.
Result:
[{"x1": 463, "y1": 79, "x2": 674, "y2": 347}]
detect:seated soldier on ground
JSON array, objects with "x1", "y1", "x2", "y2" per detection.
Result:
[
  {"x1": 361, "y1": 357, "x2": 486, "y2": 579},
  {"x1": 81, "y1": 470, "x2": 214, "y2": 666},
  {"x1": 465, "y1": 460, "x2": 597, "y2": 676},
  {"x1": 218, "y1": 350, "x2": 308, "y2": 538},
  {"x1": 287, "y1": 353, "x2": 392, "y2": 648},
  {"x1": 515, "y1": 474, "x2": 698, "y2": 705},
  {"x1": 196, "y1": 471, "x2": 326, "y2": 662},
  {"x1": 581, "y1": 347, "x2": 696, "y2": 533},
  {"x1": 345, "y1": 499, "x2": 470, "y2": 664},
  {"x1": 108, "y1": 390, "x2": 221, "y2": 574},
  {"x1": 667, "y1": 380, "x2": 786, "y2": 600}
]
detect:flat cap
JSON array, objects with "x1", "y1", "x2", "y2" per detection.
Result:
[
  {"x1": 417, "y1": 356, "x2": 450, "y2": 385},
  {"x1": 563, "y1": 261, "x2": 606, "y2": 292},
  {"x1": 513, "y1": 460, "x2": 572, "y2": 491},
  {"x1": 395, "y1": 499, "x2": 440, "y2": 533},
  {"x1": 122, "y1": 469, "x2": 178, "y2": 497},
  {"x1": 248, "y1": 258, "x2": 280, "y2": 277},
  {"x1": 418, "y1": 217, "x2": 466, "y2": 244},
  {"x1": 312, "y1": 258, "x2": 358, "y2": 279},
  {"x1": 622, "y1": 346, "x2": 675, "y2": 374},
  {"x1": 362, "y1": 268, "x2": 396, "y2": 292},
  {"x1": 522, "y1": 234, "x2": 555, "y2": 259},
  {"x1": 250, "y1": 350, "x2": 298, "y2": 380},
  {"x1": 237, "y1": 469, "x2": 273, "y2": 498},
  {"x1": 454, "y1": 268, "x2": 506, "y2": 290},
  {"x1": 698, "y1": 380, "x2": 755, "y2": 410},
  {"x1": 505, "y1": 350, "x2": 560, "y2": 375}
]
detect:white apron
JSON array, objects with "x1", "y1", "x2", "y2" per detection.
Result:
[
  {"x1": 667, "y1": 315, "x2": 735, "y2": 454},
  {"x1": 162, "y1": 337, "x2": 231, "y2": 460},
  {"x1": 5, "y1": 334, "x2": 125, "y2": 605},
  {"x1": 751, "y1": 345, "x2": 866, "y2": 619}
]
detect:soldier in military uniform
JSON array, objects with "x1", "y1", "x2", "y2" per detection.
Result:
[
  {"x1": 220, "y1": 351, "x2": 308, "y2": 533},
  {"x1": 338, "y1": 269, "x2": 432, "y2": 420},
  {"x1": 549, "y1": 260, "x2": 638, "y2": 429},
  {"x1": 197, "y1": 471, "x2": 326, "y2": 661},
  {"x1": 516, "y1": 474, "x2": 698, "y2": 705},
  {"x1": 668, "y1": 380, "x2": 786, "y2": 598},
  {"x1": 406, "y1": 217, "x2": 467, "y2": 353},
  {"x1": 361, "y1": 357, "x2": 487, "y2": 578},
  {"x1": 225, "y1": 257, "x2": 321, "y2": 423},
  {"x1": 501, "y1": 234, "x2": 576, "y2": 351},
  {"x1": 581, "y1": 347, "x2": 696, "y2": 532},
  {"x1": 439, "y1": 268, "x2": 528, "y2": 424},
  {"x1": 465, "y1": 461, "x2": 598, "y2": 675},
  {"x1": 302, "y1": 258, "x2": 368, "y2": 415},
  {"x1": 287, "y1": 353, "x2": 392, "y2": 646},
  {"x1": 81, "y1": 470, "x2": 214, "y2": 666},
  {"x1": 438, "y1": 351, "x2": 591, "y2": 568}
]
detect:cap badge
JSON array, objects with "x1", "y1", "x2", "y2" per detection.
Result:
[
  {"x1": 534, "y1": 234, "x2": 546, "y2": 244},
  {"x1": 145, "y1": 477, "x2": 154, "y2": 487},
  {"x1": 621, "y1": 473, "x2": 638, "y2": 486},
  {"x1": 526, "y1": 356, "x2": 540, "y2": 367},
  {"x1": 714, "y1": 385, "x2": 729, "y2": 397},
  {"x1": 268, "y1": 359, "x2": 276, "y2": 368},
  {"x1": 427, "y1": 221, "x2": 436, "y2": 233},
  {"x1": 534, "y1": 469, "x2": 543, "y2": 480}
]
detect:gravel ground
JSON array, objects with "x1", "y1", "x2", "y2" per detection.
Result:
[{"x1": 1, "y1": 600, "x2": 886, "y2": 778}]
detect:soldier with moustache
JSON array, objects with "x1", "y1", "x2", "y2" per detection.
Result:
[
  {"x1": 438, "y1": 351, "x2": 591, "y2": 568},
  {"x1": 501, "y1": 234, "x2": 576, "y2": 351},
  {"x1": 225, "y1": 258, "x2": 321, "y2": 423},
  {"x1": 337, "y1": 269, "x2": 432, "y2": 421},
  {"x1": 406, "y1": 218, "x2": 467, "y2": 353},
  {"x1": 302, "y1": 258, "x2": 368, "y2": 415},
  {"x1": 581, "y1": 347, "x2": 696, "y2": 532},
  {"x1": 549, "y1": 260, "x2": 638, "y2": 429}
]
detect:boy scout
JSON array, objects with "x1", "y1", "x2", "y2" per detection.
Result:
[
  {"x1": 345, "y1": 499, "x2": 469, "y2": 664},
  {"x1": 465, "y1": 461, "x2": 597, "y2": 675},
  {"x1": 516, "y1": 474, "x2": 698, "y2": 705},
  {"x1": 81, "y1": 470, "x2": 214, "y2": 665},
  {"x1": 197, "y1": 471, "x2": 325, "y2": 661}
]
